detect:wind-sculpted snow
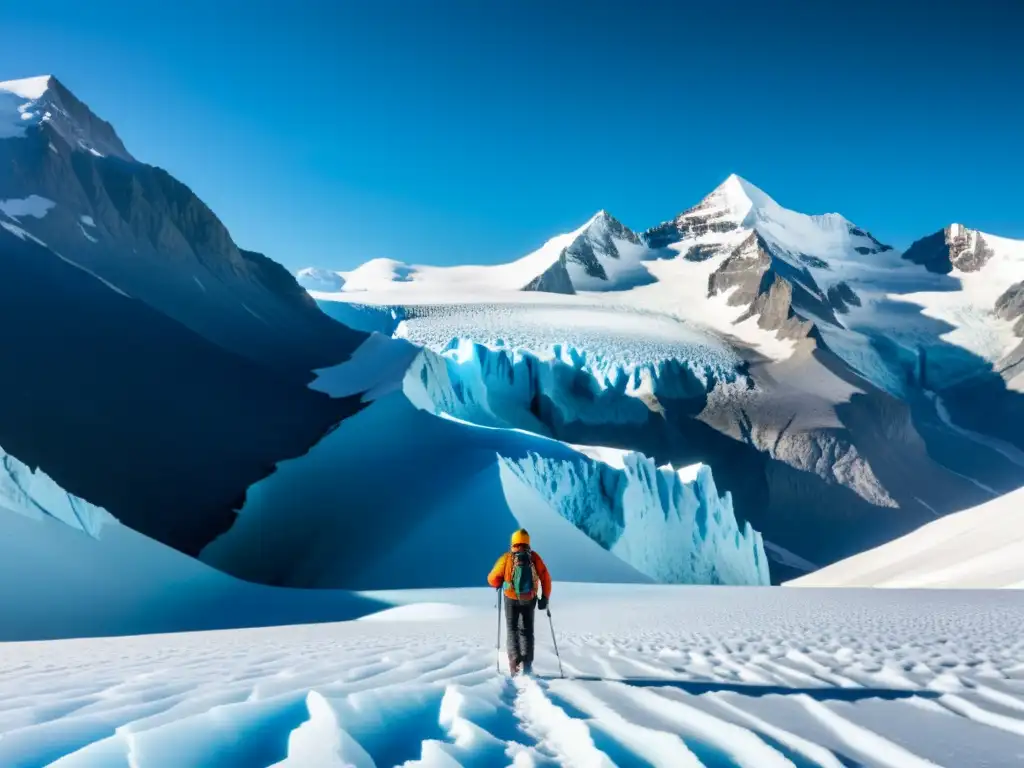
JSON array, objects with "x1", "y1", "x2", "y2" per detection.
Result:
[
  {"x1": 6, "y1": 585, "x2": 1024, "y2": 766},
  {"x1": 501, "y1": 451, "x2": 769, "y2": 585}
]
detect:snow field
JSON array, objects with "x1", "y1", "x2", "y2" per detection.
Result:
[{"x1": 4, "y1": 585, "x2": 1024, "y2": 766}]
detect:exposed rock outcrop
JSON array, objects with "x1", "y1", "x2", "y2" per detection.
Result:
[
  {"x1": 903, "y1": 224, "x2": 996, "y2": 275},
  {"x1": 522, "y1": 250, "x2": 576, "y2": 294}
]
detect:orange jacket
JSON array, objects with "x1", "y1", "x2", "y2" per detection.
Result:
[{"x1": 487, "y1": 548, "x2": 552, "y2": 600}]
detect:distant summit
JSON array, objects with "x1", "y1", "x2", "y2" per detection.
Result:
[{"x1": 0, "y1": 75, "x2": 133, "y2": 160}]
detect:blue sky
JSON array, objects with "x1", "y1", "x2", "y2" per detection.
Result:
[{"x1": 1, "y1": 1, "x2": 1022, "y2": 272}]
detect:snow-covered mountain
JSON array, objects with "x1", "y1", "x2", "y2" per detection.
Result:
[
  {"x1": 304, "y1": 175, "x2": 1024, "y2": 581},
  {"x1": 2, "y1": 70, "x2": 1021, "y2": 602},
  {"x1": 0, "y1": 74, "x2": 769, "y2": 602},
  {"x1": 304, "y1": 210, "x2": 654, "y2": 299}
]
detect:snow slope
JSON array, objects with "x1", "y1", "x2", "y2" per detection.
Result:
[
  {"x1": 789, "y1": 486, "x2": 1024, "y2": 588},
  {"x1": 5, "y1": 585, "x2": 1024, "y2": 766}
]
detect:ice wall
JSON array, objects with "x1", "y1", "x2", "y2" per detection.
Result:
[
  {"x1": 501, "y1": 450, "x2": 770, "y2": 585},
  {"x1": 206, "y1": 334, "x2": 770, "y2": 589},
  {"x1": 403, "y1": 337, "x2": 742, "y2": 435}
]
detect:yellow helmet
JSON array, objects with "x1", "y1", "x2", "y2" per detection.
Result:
[{"x1": 511, "y1": 528, "x2": 530, "y2": 547}]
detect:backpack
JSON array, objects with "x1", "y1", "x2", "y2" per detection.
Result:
[{"x1": 506, "y1": 548, "x2": 539, "y2": 602}]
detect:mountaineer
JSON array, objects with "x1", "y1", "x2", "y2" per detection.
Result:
[{"x1": 487, "y1": 528, "x2": 552, "y2": 675}]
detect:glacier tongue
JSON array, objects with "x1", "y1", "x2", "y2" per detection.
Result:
[{"x1": 500, "y1": 451, "x2": 769, "y2": 585}]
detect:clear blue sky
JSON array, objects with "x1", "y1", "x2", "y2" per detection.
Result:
[{"x1": 1, "y1": 1, "x2": 1022, "y2": 271}]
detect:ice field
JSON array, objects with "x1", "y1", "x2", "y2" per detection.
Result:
[{"x1": 4, "y1": 585, "x2": 1024, "y2": 767}]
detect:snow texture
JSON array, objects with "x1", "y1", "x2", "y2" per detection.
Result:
[
  {"x1": 5, "y1": 585, "x2": 1024, "y2": 767},
  {"x1": 790, "y1": 485, "x2": 1024, "y2": 588}
]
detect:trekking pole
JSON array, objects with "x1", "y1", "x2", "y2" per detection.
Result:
[
  {"x1": 495, "y1": 588, "x2": 502, "y2": 674},
  {"x1": 546, "y1": 607, "x2": 564, "y2": 679}
]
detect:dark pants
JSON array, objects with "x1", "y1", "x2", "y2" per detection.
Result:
[{"x1": 505, "y1": 596, "x2": 536, "y2": 671}]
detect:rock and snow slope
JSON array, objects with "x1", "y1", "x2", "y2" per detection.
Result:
[
  {"x1": 5, "y1": 585, "x2": 1024, "y2": 766},
  {"x1": 0, "y1": 75, "x2": 363, "y2": 374},
  {"x1": 304, "y1": 176, "x2": 1024, "y2": 580},
  {"x1": 0, "y1": 75, "x2": 370, "y2": 562},
  {"x1": 0, "y1": 214, "x2": 363, "y2": 558},
  {"x1": 306, "y1": 211, "x2": 654, "y2": 300},
  {"x1": 789, "y1": 485, "x2": 1024, "y2": 589}
]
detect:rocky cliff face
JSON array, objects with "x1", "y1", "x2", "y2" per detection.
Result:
[
  {"x1": 522, "y1": 250, "x2": 576, "y2": 294},
  {"x1": 996, "y1": 280, "x2": 1024, "y2": 335},
  {"x1": 562, "y1": 211, "x2": 642, "y2": 280}
]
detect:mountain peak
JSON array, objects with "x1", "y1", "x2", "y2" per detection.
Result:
[
  {"x1": 0, "y1": 73, "x2": 133, "y2": 161},
  {"x1": 0, "y1": 75, "x2": 56, "y2": 100},
  {"x1": 704, "y1": 174, "x2": 780, "y2": 221}
]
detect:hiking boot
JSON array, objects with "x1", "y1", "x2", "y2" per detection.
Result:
[{"x1": 508, "y1": 656, "x2": 521, "y2": 676}]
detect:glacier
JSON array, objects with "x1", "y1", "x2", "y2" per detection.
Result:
[
  {"x1": 402, "y1": 335, "x2": 746, "y2": 435},
  {"x1": 201, "y1": 335, "x2": 768, "y2": 588}
]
